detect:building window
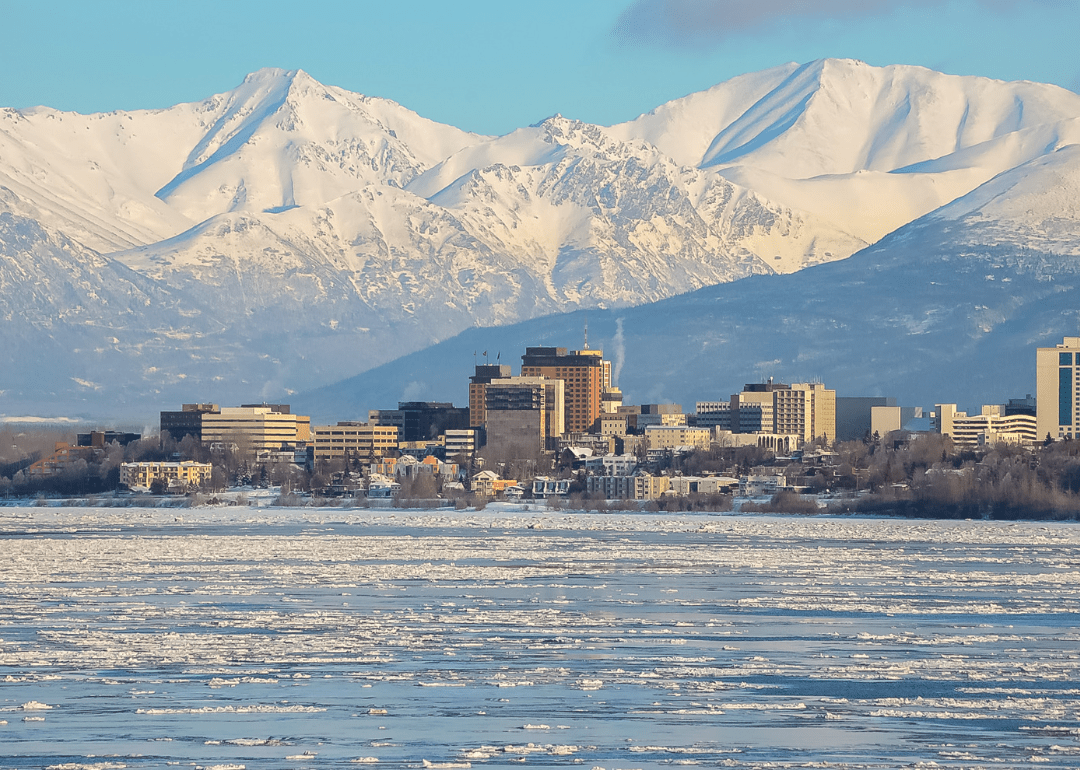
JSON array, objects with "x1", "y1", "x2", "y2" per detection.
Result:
[{"x1": 1061, "y1": 367, "x2": 1074, "y2": 426}]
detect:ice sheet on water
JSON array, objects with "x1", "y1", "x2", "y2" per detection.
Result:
[{"x1": 3, "y1": 507, "x2": 1080, "y2": 769}]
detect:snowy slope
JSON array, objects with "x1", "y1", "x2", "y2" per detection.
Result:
[
  {"x1": 299, "y1": 151, "x2": 1080, "y2": 420},
  {"x1": 3, "y1": 61, "x2": 1080, "y2": 417},
  {"x1": 609, "y1": 59, "x2": 1080, "y2": 243}
]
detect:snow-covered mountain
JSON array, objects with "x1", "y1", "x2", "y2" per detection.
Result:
[
  {"x1": 2, "y1": 61, "x2": 1080, "y2": 418},
  {"x1": 300, "y1": 146, "x2": 1080, "y2": 419}
]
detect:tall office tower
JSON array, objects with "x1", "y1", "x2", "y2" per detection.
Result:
[
  {"x1": 1037, "y1": 337, "x2": 1080, "y2": 440},
  {"x1": 469, "y1": 364, "x2": 512, "y2": 428},
  {"x1": 520, "y1": 347, "x2": 609, "y2": 434},
  {"x1": 483, "y1": 377, "x2": 549, "y2": 459}
]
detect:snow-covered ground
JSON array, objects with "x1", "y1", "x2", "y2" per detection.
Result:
[{"x1": 2, "y1": 507, "x2": 1079, "y2": 768}]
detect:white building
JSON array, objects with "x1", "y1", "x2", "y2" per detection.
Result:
[
  {"x1": 584, "y1": 453, "x2": 639, "y2": 476},
  {"x1": 934, "y1": 404, "x2": 1038, "y2": 448}
]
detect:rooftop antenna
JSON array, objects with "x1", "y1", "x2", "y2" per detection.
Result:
[{"x1": 583, "y1": 314, "x2": 589, "y2": 350}]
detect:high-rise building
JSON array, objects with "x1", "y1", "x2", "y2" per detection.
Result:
[
  {"x1": 1037, "y1": 337, "x2": 1080, "y2": 441},
  {"x1": 774, "y1": 383, "x2": 836, "y2": 444},
  {"x1": 469, "y1": 364, "x2": 512, "y2": 428},
  {"x1": 483, "y1": 377, "x2": 557, "y2": 459},
  {"x1": 520, "y1": 347, "x2": 610, "y2": 434}
]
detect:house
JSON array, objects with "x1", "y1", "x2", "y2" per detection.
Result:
[{"x1": 472, "y1": 470, "x2": 518, "y2": 498}]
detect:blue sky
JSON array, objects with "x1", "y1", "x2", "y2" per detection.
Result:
[{"x1": 2, "y1": 0, "x2": 1077, "y2": 136}]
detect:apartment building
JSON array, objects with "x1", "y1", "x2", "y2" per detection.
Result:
[{"x1": 120, "y1": 461, "x2": 212, "y2": 491}]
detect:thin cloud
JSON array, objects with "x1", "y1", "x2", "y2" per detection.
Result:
[{"x1": 614, "y1": 0, "x2": 1047, "y2": 46}]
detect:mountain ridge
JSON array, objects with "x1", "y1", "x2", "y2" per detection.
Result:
[{"x1": 2, "y1": 60, "x2": 1080, "y2": 418}]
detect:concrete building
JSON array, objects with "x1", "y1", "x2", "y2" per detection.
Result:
[
  {"x1": 934, "y1": 404, "x2": 1039, "y2": 448},
  {"x1": 1037, "y1": 337, "x2": 1080, "y2": 441},
  {"x1": 644, "y1": 425, "x2": 712, "y2": 452},
  {"x1": 521, "y1": 346, "x2": 611, "y2": 433},
  {"x1": 774, "y1": 383, "x2": 836, "y2": 444},
  {"x1": 202, "y1": 406, "x2": 310, "y2": 457},
  {"x1": 584, "y1": 453, "x2": 638, "y2": 476},
  {"x1": 313, "y1": 422, "x2": 399, "y2": 462},
  {"x1": 633, "y1": 474, "x2": 671, "y2": 501},
  {"x1": 667, "y1": 476, "x2": 738, "y2": 496},
  {"x1": 120, "y1": 461, "x2": 212, "y2": 491},
  {"x1": 469, "y1": 364, "x2": 512, "y2": 428},
  {"x1": 871, "y1": 406, "x2": 922, "y2": 437},
  {"x1": 713, "y1": 430, "x2": 799, "y2": 453},
  {"x1": 586, "y1": 474, "x2": 634, "y2": 499},
  {"x1": 444, "y1": 429, "x2": 481, "y2": 462},
  {"x1": 599, "y1": 416, "x2": 628, "y2": 436},
  {"x1": 160, "y1": 403, "x2": 219, "y2": 442},
  {"x1": 835, "y1": 397, "x2": 894, "y2": 442},
  {"x1": 695, "y1": 402, "x2": 733, "y2": 430},
  {"x1": 483, "y1": 377, "x2": 563, "y2": 459}
]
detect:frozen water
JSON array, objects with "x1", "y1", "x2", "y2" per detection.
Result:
[{"x1": 1, "y1": 506, "x2": 1079, "y2": 768}]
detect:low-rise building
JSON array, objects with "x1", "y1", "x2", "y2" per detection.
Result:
[
  {"x1": 740, "y1": 475, "x2": 786, "y2": 497},
  {"x1": 933, "y1": 404, "x2": 1039, "y2": 448},
  {"x1": 26, "y1": 442, "x2": 102, "y2": 477},
  {"x1": 583, "y1": 453, "x2": 638, "y2": 476},
  {"x1": 202, "y1": 405, "x2": 311, "y2": 457},
  {"x1": 667, "y1": 475, "x2": 738, "y2": 496},
  {"x1": 633, "y1": 474, "x2": 671, "y2": 500},
  {"x1": 586, "y1": 474, "x2": 634, "y2": 499},
  {"x1": 533, "y1": 476, "x2": 571, "y2": 498},
  {"x1": 471, "y1": 470, "x2": 518, "y2": 498},
  {"x1": 120, "y1": 461, "x2": 212, "y2": 492},
  {"x1": 313, "y1": 422, "x2": 398, "y2": 462},
  {"x1": 645, "y1": 425, "x2": 711, "y2": 452}
]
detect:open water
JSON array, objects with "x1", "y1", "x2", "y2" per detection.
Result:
[{"x1": 1, "y1": 505, "x2": 1080, "y2": 769}]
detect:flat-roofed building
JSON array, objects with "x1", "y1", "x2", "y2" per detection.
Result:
[
  {"x1": 633, "y1": 474, "x2": 671, "y2": 500},
  {"x1": 484, "y1": 377, "x2": 561, "y2": 459},
  {"x1": 120, "y1": 461, "x2": 212, "y2": 491},
  {"x1": 202, "y1": 406, "x2": 311, "y2": 456},
  {"x1": 444, "y1": 428, "x2": 480, "y2": 462},
  {"x1": 160, "y1": 403, "x2": 219, "y2": 442},
  {"x1": 645, "y1": 425, "x2": 711, "y2": 452},
  {"x1": 774, "y1": 383, "x2": 836, "y2": 444},
  {"x1": 369, "y1": 402, "x2": 469, "y2": 443},
  {"x1": 934, "y1": 404, "x2": 1038, "y2": 448},
  {"x1": 668, "y1": 475, "x2": 738, "y2": 496},
  {"x1": 521, "y1": 346, "x2": 610, "y2": 434},
  {"x1": 313, "y1": 422, "x2": 399, "y2": 462},
  {"x1": 1037, "y1": 337, "x2": 1080, "y2": 441},
  {"x1": 469, "y1": 364, "x2": 512, "y2": 428}
]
